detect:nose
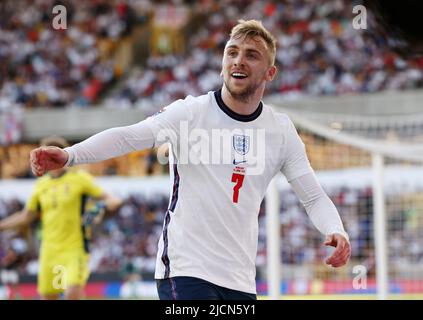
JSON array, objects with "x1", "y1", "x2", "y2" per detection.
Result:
[{"x1": 234, "y1": 53, "x2": 246, "y2": 66}]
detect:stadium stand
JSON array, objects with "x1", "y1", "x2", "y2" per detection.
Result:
[{"x1": 1, "y1": 0, "x2": 423, "y2": 299}]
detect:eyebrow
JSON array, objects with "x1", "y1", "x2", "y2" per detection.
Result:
[{"x1": 225, "y1": 45, "x2": 263, "y2": 56}]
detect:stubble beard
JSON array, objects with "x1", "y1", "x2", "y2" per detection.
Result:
[{"x1": 224, "y1": 78, "x2": 260, "y2": 103}]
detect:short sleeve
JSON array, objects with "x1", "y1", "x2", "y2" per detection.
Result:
[{"x1": 77, "y1": 171, "x2": 103, "y2": 198}]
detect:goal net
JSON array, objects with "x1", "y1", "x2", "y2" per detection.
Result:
[{"x1": 262, "y1": 91, "x2": 423, "y2": 299}]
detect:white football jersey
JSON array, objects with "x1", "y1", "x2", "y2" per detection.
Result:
[{"x1": 144, "y1": 90, "x2": 313, "y2": 294}]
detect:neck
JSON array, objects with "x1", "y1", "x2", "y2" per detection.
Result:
[{"x1": 221, "y1": 85, "x2": 264, "y2": 115}]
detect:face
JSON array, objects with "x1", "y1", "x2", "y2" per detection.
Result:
[{"x1": 222, "y1": 35, "x2": 276, "y2": 102}]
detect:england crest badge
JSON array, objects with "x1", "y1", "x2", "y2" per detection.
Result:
[{"x1": 232, "y1": 135, "x2": 250, "y2": 155}]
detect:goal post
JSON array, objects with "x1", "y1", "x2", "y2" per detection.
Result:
[
  {"x1": 372, "y1": 153, "x2": 388, "y2": 300},
  {"x1": 265, "y1": 102, "x2": 423, "y2": 299},
  {"x1": 265, "y1": 175, "x2": 281, "y2": 300}
]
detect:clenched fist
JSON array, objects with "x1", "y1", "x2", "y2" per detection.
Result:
[{"x1": 30, "y1": 146, "x2": 69, "y2": 176}]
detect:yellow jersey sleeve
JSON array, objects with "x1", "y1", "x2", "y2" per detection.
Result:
[{"x1": 76, "y1": 171, "x2": 104, "y2": 198}]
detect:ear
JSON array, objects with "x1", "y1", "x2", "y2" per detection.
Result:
[{"x1": 266, "y1": 66, "x2": 277, "y2": 81}]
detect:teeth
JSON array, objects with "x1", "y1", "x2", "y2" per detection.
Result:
[{"x1": 232, "y1": 72, "x2": 247, "y2": 77}]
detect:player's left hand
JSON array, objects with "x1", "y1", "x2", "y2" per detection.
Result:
[{"x1": 324, "y1": 233, "x2": 351, "y2": 268}]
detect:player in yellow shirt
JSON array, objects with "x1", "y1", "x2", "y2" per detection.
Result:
[{"x1": 0, "y1": 136, "x2": 122, "y2": 300}]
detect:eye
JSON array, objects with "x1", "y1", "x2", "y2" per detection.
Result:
[
  {"x1": 227, "y1": 50, "x2": 237, "y2": 57},
  {"x1": 247, "y1": 52, "x2": 258, "y2": 59}
]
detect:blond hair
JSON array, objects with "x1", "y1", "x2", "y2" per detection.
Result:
[{"x1": 229, "y1": 19, "x2": 277, "y2": 66}]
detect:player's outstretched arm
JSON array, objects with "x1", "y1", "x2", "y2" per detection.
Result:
[
  {"x1": 31, "y1": 122, "x2": 156, "y2": 174},
  {"x1": 289, "y1": 172, "x2": 351, "y2": 268},
  {"x1": 30, "y1": 99, "x2": 189, "y2": 173},
  {"x1": 30, "y1": 146, "x2": 68, "y2": 176},
  {"x1": 281, "y1": 117, "x2": 350, "y2": 267},
  {"x1": 0, "y1": 209, "x2": 38, "y2": 231}
]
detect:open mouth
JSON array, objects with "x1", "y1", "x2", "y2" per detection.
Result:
[{"x1": 231, "y1": 72, "x2": 248, "y2": 79}]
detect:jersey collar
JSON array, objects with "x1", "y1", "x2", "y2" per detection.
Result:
[{"x1": 214, "y1": 89, "x2": 263, "y2": 122}]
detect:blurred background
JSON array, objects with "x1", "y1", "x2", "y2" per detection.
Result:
[{"x1": 1, "y1": 0, "x2": 423, "y2": 299}]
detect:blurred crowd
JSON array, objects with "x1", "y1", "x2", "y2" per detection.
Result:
[
  {"x1": 0, "y1": 0, "x2": 141, "y2": 112},
  {"x1": 107, "y1": 0, "x2": 423, "y2": 113},
  {"x1": 1, "y1": 0, "x2": 423, "y2": 114},
  {"x1": 1, "y1": 186, "x2": 422, "y2": 280},
  {"x1": 1, "y1": 0, "x2": 423, "y2": 284}
]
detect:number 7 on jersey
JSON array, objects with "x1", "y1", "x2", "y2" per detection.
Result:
[{"x1": 231, "y1": 173, "x2": 245, "y2": 203}]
